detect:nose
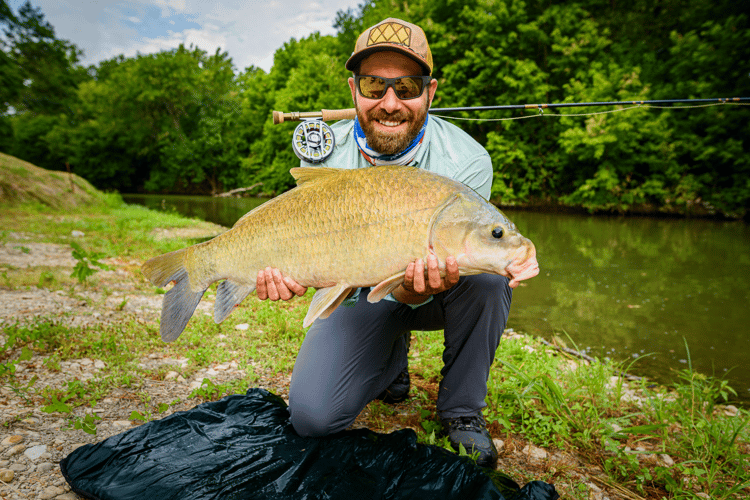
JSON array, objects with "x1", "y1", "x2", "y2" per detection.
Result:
[{"x1": 379, "y1": 86, "x2": 403, "y2": 114}]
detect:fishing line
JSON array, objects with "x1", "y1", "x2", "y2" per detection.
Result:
[{"x1": 432, "y1": 102, "x2": 750, "y2": 122}]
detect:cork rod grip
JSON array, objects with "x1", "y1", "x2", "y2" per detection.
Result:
[{"x1": 272, "y1": 108, "x2": 356, "y2": 124}]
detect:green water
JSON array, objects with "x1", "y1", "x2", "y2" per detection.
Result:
[{"x1": 124, "y1": 194, "x2": 750, "y2": 403}]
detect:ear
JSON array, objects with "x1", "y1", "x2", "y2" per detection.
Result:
[
  {"x1": 348, "y1": 77, "x2": 357, "y2": 104},
  {"x1": 426, "y1": 78, "x2": 438, "y2": 108}
]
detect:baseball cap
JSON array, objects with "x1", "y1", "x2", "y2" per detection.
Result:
[{"x1": 345, "y1": 18, "x2": 433, "y2": 76}]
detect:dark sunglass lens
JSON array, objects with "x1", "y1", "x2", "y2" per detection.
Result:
[
  {"x1": 358, "y1": 77, "x2": 386, "y2": 99},
  {"x1": 394, "y1": 77, "x2": 423, "y2": 99}
]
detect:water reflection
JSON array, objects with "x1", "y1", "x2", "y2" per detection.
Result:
[
  {"x1": 122, "y1": 194, "x2": 266, "y2": 228},
  {"x1": 123, "y1": 194, "x2": 750, "y2": 402},
  {"x1": 506, "y1": 210, "x2": 750, "y2": 402}
]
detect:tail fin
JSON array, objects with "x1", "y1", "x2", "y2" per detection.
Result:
[{"x1": 142, "y1": 249, "x2": 205, "y2": 342}]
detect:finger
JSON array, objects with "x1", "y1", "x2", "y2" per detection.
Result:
[
  {"x1": 283, "y1": 276, "x2": 307, "y2": 296},
  {"x1": 403, "y1": 261, "x2": 415, "y2": 289},
  {"x1": 426, "y1": 254, "x2": 441, "y2": 290},
  {"x1": 264, "y1": 267, "x2": 280, "y2": 301},
  {"x1": 444, "y1": 256, "x2": 460, "y2": 287},
  {"x1": 272, "y1": 269, "x2": 292, "y2": 301},
  {"x1": 412, "y1": 258, "x2": 425, "y2": 293},
  {"x1": 256, "y1": 269, "x2": 268, "y2": 300}
]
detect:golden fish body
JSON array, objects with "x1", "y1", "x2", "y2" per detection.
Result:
[{"x1": 142, "y1": 166, "x2": 539, "y2": 341}]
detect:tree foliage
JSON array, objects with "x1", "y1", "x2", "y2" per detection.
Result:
[{"x1": 2, "y1": 0, "x2": 748, "y2": 216}]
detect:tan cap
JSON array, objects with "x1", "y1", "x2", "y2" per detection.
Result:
[{"x1": 345, "y1": 18, "x2": 433, "y2": 75}]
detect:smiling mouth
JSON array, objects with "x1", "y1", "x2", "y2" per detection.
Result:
[{"x1": 378, "y1": 120, "x2": 404, "y2": 127}]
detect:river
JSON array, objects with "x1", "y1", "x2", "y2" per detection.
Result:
[{"x1": 123, "y1": 194, "x2": 750, "y2": 404}]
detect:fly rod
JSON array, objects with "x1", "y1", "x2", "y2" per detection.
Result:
[{"x1": 272, "y1": 97, "x2": 749, "y2": 124}]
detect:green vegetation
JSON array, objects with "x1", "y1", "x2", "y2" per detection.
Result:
[
  {"x1": 1, "y1": 196, "x2": 747, "y2": 499},
  {"x1": 1, "y1": 0, "x2": 748, "y2": 217}
]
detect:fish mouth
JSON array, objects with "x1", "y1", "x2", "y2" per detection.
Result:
[{"x1": 504, "y1": 240, "x2": 539, "y2": 289}]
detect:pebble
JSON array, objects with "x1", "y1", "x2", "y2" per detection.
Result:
[
  {"x1": 660, "y1": 454, "x2": 675, "y2": 466},
  {"x1": 39, "y1": 485, "x2": 65, "y2": 499},
  {"x1": 0, "y1": 469, "x2": 14, "y2": 482},
  {"x1": 24, "y1": 444, "x2": 48, "y2": 460},
  {"x1": 38, "y1": 462, "x2": 55, "y2": 473},
  {"x1": 6, "y1": 444, "x2": 25, "y2": 456},
  {"x1": 2, "y1": 435, "x2": 23, "y2": 446},
  {"x1": 235, "y1": 323, "x2": 250, "y2": 330},
  {"x1": 522, "y1": 444, "x2": 548, "y2": 461}
]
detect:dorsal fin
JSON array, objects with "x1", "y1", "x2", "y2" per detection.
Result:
[{"x1": 289, "y1": 167, "x2": 341, "y2": 186}]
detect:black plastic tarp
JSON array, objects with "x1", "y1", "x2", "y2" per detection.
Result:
[{"x1": 61, "y1": 388, "x2": 559, "y2": 500}]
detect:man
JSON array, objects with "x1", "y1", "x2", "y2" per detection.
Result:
[{"x1": 256, "y1": 18, "x2": 516, "y2": 468}]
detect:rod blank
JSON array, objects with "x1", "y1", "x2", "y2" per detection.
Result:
[{"x1": 272, "y1": 97, "x2": 749, "y2": 124}]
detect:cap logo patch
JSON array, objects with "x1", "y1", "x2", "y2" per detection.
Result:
[{"x1": 367, "y1": 22, "x2": 411, "y2": 47}]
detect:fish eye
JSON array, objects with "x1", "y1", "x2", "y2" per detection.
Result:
[{"x1": 492, "y1": 227, "x2": 504, "y2": 239}]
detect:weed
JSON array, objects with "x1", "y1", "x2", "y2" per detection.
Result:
[{"x1": 70, "y1": 241, "x2": 110, "y2": 283}]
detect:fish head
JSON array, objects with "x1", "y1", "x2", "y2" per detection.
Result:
[{"x1": 429, "y1": 192, "x2": 539, "y2": 287}]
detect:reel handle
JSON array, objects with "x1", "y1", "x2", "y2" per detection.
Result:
[{"x1": 273, "y1": 108, "x2": 356, "y2": 124}]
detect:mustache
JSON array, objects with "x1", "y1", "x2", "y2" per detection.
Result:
[{"x1": 367, "y1": 109, "x2": 413, "y2": 123}]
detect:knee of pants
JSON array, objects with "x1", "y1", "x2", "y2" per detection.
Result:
[
  {"x1": 288, "y1": 398, "x2": 353, "y2": 438},
  {"x1": 456, "y1": 273, "x2": 512, "y2": 306}
]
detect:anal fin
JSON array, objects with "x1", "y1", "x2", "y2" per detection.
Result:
[
  {"x1": 215, "y1": 280, "x2": 256, "y2": 323},
  {"x1": 303, "y1": 283, "x2": 353, "y2": 328}
]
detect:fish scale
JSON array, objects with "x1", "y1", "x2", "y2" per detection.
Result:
[{"x1": 142, "y1": 166, "x2": 539, "y2": 341}]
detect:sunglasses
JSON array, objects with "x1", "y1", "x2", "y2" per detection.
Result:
[{"x1": 354, "y1": 75, "x2": 433, "y2": 100}]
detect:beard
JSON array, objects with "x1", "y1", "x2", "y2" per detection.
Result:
[{"x1": 356, "y1": 99, "x2": 428, "y2": 156}]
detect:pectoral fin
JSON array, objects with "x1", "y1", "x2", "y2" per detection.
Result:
[
  {"x1": 367, "y1": 272, "x2": 406, "y2": 303},
  {"x1": 303, "y1": 283, "x2": 353, "y2": 328}
]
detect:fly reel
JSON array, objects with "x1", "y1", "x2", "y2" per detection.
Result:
[{"x1": 292, "y1": 119, "x2": 335, "y2": 163}]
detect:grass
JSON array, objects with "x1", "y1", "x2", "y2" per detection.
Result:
[{"x1": 1, "y1": 198, "x2": 748, "y2": 499}]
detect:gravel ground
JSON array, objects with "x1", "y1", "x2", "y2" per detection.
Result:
[{"x1": 0, "y1": 233, "x2": 293, "y2": 500}]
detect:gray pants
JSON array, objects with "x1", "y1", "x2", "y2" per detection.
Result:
[{"x1": 288, "y1": 274, "x2": 513, "y2": 437}]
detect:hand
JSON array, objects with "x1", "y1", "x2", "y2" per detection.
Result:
[
  {"x1": 396, "y1": 254, "x2": 459, "y2": 303},
  {"x1": 256, "y1": 267, "x2": 307, "y2": 301}
]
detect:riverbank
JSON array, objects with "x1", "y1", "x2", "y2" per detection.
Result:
[{"x1": 1, "y1": 195, "x2": 748, "y2": 499}]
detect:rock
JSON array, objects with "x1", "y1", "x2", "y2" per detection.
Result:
[
  {"x1": 94, "y1": 360, "x2": 106, "y2": 369},
  {"x1": 0, "y1": 469, "x2": 14, "y2": 482},
  {"x1": 493, "y1": 439, "x2": 504, "y2": 451},
  {"x1": 235, "y1": 323, "x2": 249, "y2": 330},
  {"x1": 6, "y1": 444, "x2": 25, "y2": 456},
  {"x1": 9, "y1": 463, "x2": 26, "y2": 472},
  {"x1": 660, "y1": 454, "x2": 675, "y2": 466},
  {"x1": 56, "y1": 494, "x2": 78, "y2": 500},
  {"x1": 1, "y1": 435, "x2": 23, "y2": 447},
  {"x1": 522, "y1": 444, "x2": 548, "y2": 461},
  {"x1": 39, "y1": 485, "x2": 65, "y2": 499},
  {"x1": 724, "y1": 405, "x2": 739, "y2": 417},
  {"x1": 37, "y1": 462, "x2": 55, "y2": 473},
  {"x1": 24, "y1": 444, "x2": 48, "y2": 460},
  {"x1": 71, "y1": 230, "x2": 85, "y2": 238},
  {"x1": 164, "y1": 371, "x2": 179, "y2": 380},
  {"x1": 113, "y1": 420, "x2": 132, "y2": 427}
]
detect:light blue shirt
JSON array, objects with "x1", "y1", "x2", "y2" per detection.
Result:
[
  {"x1": 309, "y1": 115, "x2": 493, "y2": 199},
  {"x1": 299, "y1": 114, "x2": 494, "y2": 307}
]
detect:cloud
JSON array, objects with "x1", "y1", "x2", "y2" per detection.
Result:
[{"x1": 7, "y1": 0, "x2": 361, "y2": 72}]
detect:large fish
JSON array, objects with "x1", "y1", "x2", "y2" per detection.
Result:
[{"x1": 142, "y1": 166, "x2": 539, "y2": 341}]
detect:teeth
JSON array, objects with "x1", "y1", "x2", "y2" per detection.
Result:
[{"x1": 378, "y1": 120, "x2": 401, "y2": 127}]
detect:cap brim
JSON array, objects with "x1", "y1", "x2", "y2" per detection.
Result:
[{"x1": 345, "y1": 45, "x2": 432, "y2": 75}]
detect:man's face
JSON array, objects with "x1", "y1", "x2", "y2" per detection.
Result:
[{"x1": 348, "y1": 52, "x2": 438, "y2": 155}]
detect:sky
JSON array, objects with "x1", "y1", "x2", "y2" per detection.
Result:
[{"x1": 7, "y1": 0, "x2": 362, "y2": 72}]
